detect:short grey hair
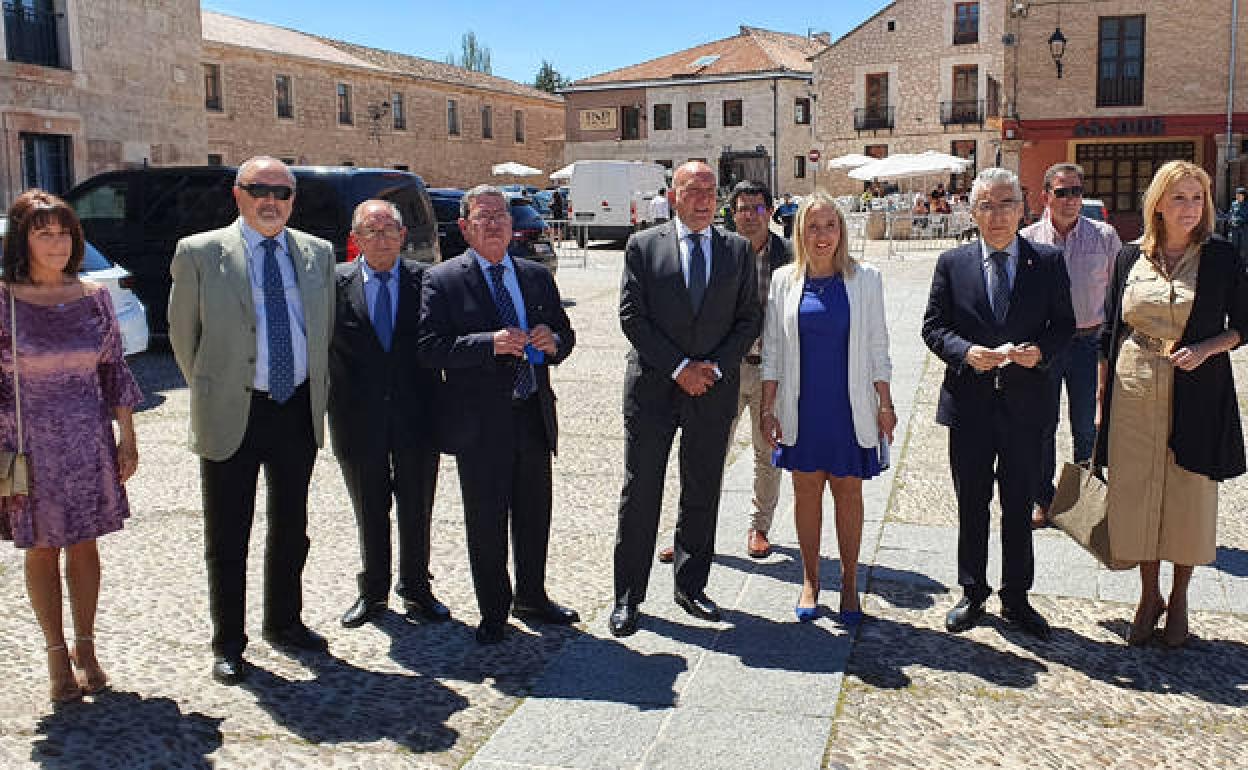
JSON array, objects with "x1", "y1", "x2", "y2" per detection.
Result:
[
  {"x1": 234, "y1": 155, "x2": 296, "y2": 187},
  {"x1": 351, "y1": 199, "x2": 403, "y2": 230},
  {"x1": 970, "y1": 167, "x2": 1022, "y2": 206},
  {"x1": 461, "y1": 184, "x2": 507, "y2": 219},
  {"x1": 1042, "y1": 162, "x2": 1084, "y2": 191}
]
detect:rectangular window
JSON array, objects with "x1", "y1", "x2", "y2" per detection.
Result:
[
  {"x1": 864, "y1": 144, "x2": 888, "y2": 159},
  {"x1": 954, "y1": 2, "x2": 980, "y2": 45},
  {"x1": 723, "y1": 99, "x2": 743, "y2": 127},
  {"x1": 621, "y1": 106, "x2": 641, "y2": 140},
  {"x1": 203, "y1": 63, "x2": 222, "y2": 111},
  {"x1": 5, "y1": 0, "x2": 66, "y2": 68},
  {"x1": 482, "y1": 105, "x2": 493, "y2": 139},
  {"x1": 275, "y1": 75, "x2": 293, "y2": 119},
  {"x1": 950, "y1": 139, "x2": 978, "y2": 192},
  {"x1": 687, "y1": 101, "x2": 707, "y2": 129},
  {"x1": 20, "y1": 132, "x2": 73, "y2": 195},
  {"x1": 392, "y1": 92, "x2": 405, "y2": 130},
  {"x1": 794, "y1": 98, "x2": 811, "y2": 125},
  {"x1": 653, "y1": 103, "x2": 672, "y2": 131},
  {"x1": 447, "y1": 99, "x2": 460, "y2": 136},
  {"x1": 514, "y1": 109, "x2": 525, "y2": 143},
  {"x1": 1098, "y1": 15, "x2": 1145, "y2": 107},
  {"x1": 794, "y1": 155, "x2": 807, "y2": 179},
  {"x1": 337, "y1": 83, "x2": 352, "y2": 125},
  {"x1": 207, "y1": 153, "x2": 223, "y2": 166}
]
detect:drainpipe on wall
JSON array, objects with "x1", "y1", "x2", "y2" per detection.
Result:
[
  {"x1": 1226, "y1": 0, "x2": 1239, "y2": 208},
  {"x1": 772, "y1": 77, "x2": 779, "y2": 194}
]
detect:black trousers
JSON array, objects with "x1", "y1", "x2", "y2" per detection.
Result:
[
  {"x1": 336, "y1": 430, "x2": 439, "y2": 603},
  {"x1": 201, "y1": 384, "x2": 317, "y2": 658},
  {"x1": 613, "y1": 391, "x2": 735, "y2": 606},
  {"x1": 455, "y1": 397, "x2": 553, "y2": 625},
  {"x1": 948, "y1": 396, "x2": 1041, "y2": 606}
]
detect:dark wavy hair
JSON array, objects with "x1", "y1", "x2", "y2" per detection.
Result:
[{"x1": 3, "y1": 189, "x2": 85, "y2": 282}]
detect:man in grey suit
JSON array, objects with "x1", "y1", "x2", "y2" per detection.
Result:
[
  {"x1": 169, "y1": 156, "x2": 336, "y2": 685},
  {"x1": 609, "y1": 161, "x2": 761, "y2": 637}
]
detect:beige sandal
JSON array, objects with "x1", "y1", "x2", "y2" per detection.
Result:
[
  {"x1": 69, "y1": 636, "x2": 109, "y2": 695},
  {"x1": 46, "y1": 644, "x2": 83, "y2": 704}
]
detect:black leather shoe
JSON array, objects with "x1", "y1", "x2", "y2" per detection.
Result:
[
  {"x1": 263, "y1": 623, "x2": 329, "y2": 653},
  {"x1": 1002, "y1": 600, "x2": 1051, "y2": 639},
  {"x1": 608, "y1": 603, "x2": 639, "y2": 637},
  {"x1": 945, "y1": 596, "x2": 987, "y2": 633},
  {"x1": 513, "y1": 599, "x2": 580, "y2": 625},
  {"x1": 341, "y1": 597, "x2": 387, "y2": 628},
  {"x1": 404, "y1": 593, "x2": 451, "y2": 622},
  {"x1": 674, "y1": 591, "x2": 722, "y2": 622},
  {"x1": 211, "y1": 655, "x2": 249, "y2": 685},
  {"x1": 475, "y1": 620, "x2": 506, "y2": 645}
]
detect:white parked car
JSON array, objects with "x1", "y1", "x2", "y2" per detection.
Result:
[{"x1": 0, "y1": 216, "x2": 149, "y2": 356}]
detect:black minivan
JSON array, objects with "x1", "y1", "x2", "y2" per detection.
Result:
[{"x1": 65, "y1": 165, "x2": 438, "y2": 333}]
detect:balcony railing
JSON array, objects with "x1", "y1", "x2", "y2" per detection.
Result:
[
  {"x1": 4, "y1": 1, "x2": 64, "y2": 69},
  {"x1": 855, "y1": 105, "x2": 894, "y2": 132},
  {"x1": 941, "y1": 99, "x2": 985, "y2": 127}
]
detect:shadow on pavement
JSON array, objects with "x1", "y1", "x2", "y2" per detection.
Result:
[
  {"x1": 240, "y1": 649, "x2": 467, "y2": 753},
  {"x1": 31, "y1": 690, "x2": 223, "y2": 769}
]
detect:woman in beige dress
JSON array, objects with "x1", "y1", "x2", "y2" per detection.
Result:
[{"x1": 1097, "y1": 161, "x2": 1248, "y2": 647}]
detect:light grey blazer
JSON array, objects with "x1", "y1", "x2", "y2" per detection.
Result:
[
  {"x1": 168, "y1": 219, "x2": 335, "y2": 461},
  {"x1": 761, "y1": 262, "x2": 892, "y2": 449}
]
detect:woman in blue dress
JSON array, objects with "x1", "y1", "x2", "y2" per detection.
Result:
[{"x1": 760, "y1": 192, "x2": 894, "y2": 624}]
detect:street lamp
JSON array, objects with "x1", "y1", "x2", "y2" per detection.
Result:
[{"x1": 1048, "y1": 26, "x2": 1068, "y2": 78}]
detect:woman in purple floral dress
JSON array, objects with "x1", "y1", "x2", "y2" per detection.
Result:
[{"x1": 1, "y1": 190, "x2": 142, "y2": 704}]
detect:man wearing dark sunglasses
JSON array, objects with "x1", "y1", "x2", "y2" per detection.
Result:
[
  {"x1": 169, "y1": 155, "x2": 337, "y2": 685},
  {"x1": 1021, "y1": 162, "x2": 1121, "y2": 529}
]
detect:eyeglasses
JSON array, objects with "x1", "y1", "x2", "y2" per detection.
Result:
[
  {"x1": 973, "y1": 199, "x2": 1022, "y2": 215},
  {"x1": 734, "y1": 204, "x2": 768, "y2": 216},
  {"x1": 356, "y1": 225, "x2": 403, "y2": 240},
  {"x1": 238, "y1": 183, "x2": 295, "y2": 201},
  {"x1": 466, "y1": 213, "x2": 509, "y2": 225},
  {"x1": 1050, "y1": 186, "x2": 1084, "y2": 199}
]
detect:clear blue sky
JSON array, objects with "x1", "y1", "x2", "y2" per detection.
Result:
[{"x1": 202, "y1": 1, "x2": 895, "y2": 85}]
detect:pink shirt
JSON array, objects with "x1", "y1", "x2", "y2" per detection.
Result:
[{"x1": 1021, "y1": 213, "x2": 1121, "y2": 328}]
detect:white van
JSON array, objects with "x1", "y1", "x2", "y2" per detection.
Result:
[{"x1": 568, "y1": 160, "x2": 668, "y2": 247}]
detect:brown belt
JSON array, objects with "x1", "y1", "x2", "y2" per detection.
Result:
[
  {"x1": 1130, "y1": 329, "x2": 1178, "y2": 356},
  {"x1": 745, "y1": 354, "x2": 762, "y2": 366}
]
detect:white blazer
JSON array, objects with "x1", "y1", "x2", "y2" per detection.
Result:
[{"x1": 761, "y1": 262, "x2": 892, "y2": 449}]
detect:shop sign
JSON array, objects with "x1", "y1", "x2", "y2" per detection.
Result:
[
  {"x1": 578, "y1": 108, "x2": 617, "y2": 131},
  {"x1": 1073, "y1": 118, "x2": 1165, "y2": 138}
]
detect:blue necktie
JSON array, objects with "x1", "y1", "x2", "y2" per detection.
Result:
[
  {"x1": 486, "y1": 263, "x2": 535, "y2": 399},
  {"x1": 989, "y1": 251, "x2": 1011, "y2": 325},
  {"x1": 261, "y1": 238, "x2": 295, "y2": 403},
  {"x1": 688, "y1": 233, "x2": 707, "y2": 313},
  {"x1": 373, "y1": 270, "x2": 393, "y2": 352}
]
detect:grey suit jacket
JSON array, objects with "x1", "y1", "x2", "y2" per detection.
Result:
[{"x1": 168, "y1": 219, "x2": 335, "y2": 461}]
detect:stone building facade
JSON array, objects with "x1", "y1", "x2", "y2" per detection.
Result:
[
  {"x1": 0, "y1": 0, "x2": 205, "y2": 206},
  {"x1": 1003, "y1": 0, "x2": 1248, "y2": 238},
  {"x1": 561, "y1": 27, "x2": 826, "y2": 196},
  {"x1": 811, "y1": 0, "x2": 1006, "y2": 198},
  {"x1": 201, "y1": 12, "x2": 564, "y2": 188}
]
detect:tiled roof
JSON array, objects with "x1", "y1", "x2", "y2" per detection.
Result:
[
  {"x1": 201, "y1": 11, "x2": 562, "y2": 104},
  {"x1": 572, "y1": 26, "x2": 825, "y2": 86}
]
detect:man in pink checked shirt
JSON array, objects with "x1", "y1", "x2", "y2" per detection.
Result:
[{"x1": 1020, "y1": 162, "x2": 1122, "y2": 529}]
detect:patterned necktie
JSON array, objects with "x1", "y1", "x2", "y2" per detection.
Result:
[
  {"x1": 486, "y1": 263, "x2": 535, "y2": 399},
  {"x1": 261, "y1": 238, "x2": 295, "y2": 403},
  {"x1": 688, "y1": 233, "x2": 707, "y2": 313},
  {"x1": 990, "y1": 250, "x2": 1011, "y2": 325},
  {"x1": 373, "y1": 270, "x2": 393, "y2": 352}
]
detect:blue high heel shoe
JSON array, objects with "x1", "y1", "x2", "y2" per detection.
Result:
[{"x1": 795, "y1": 604, "x2": 818, "y2": 623}]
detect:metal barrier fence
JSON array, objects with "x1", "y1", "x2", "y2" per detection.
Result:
[
  {"x1": 844, "y1": 212, "x2": 868, "y2": 260},
  {"x1": 883, "y1": 211, "x2": 977, "y2": 258},
  {"x1": 545, "y1": 218, "x2": 589, "y2": 268}
]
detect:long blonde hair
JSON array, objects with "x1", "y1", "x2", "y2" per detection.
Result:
[
  {"x1": 1140, "y1": 160, "x2": 1214, "y2": 257},
  {"x1": 792, "y1": 191, "x2": 854, "y2": 277}
]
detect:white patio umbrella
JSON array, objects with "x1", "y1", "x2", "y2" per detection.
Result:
[
  {"x1": 826, "y1": 153, "x2": 875, "y2": 171},
  {"x1": 848, "y1": 152, "x2": 972, "y2": 181},
  {"x1": 491, "y1": 161, "x2": 543, "y2": 176},
  {"x1": 549, "y1": 163, "x2": 576, "y2": 181}
]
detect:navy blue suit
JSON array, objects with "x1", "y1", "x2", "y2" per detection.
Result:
[
  {"x1": 922, "y1": 238, "x2": 1075, "y2": 604},
  {"x1": 417, "y1": 253, "x2": 574, "y2": 625}
]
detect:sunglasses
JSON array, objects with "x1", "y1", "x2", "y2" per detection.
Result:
[
  {"x1": 238, "y1": 183, "x2": 295, "y2": 201},
  {"x1": 1050, "y1": 186, "x2": 1084, "y2": 199}
]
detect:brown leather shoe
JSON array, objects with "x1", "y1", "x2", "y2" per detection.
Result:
[
  {"x1": 657, "y1": 545, "x2": 674, "y2": 563},
  {"x1": 747, "y1": 528, "x2": 771, "y2": 558},
  {"x1": 1031, "y1": 504, "x2": 1050, "y2": 530}
]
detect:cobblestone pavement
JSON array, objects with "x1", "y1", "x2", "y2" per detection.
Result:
[{"x1": 2, "y1": 240, "x2": 1247, "y2": 769}]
